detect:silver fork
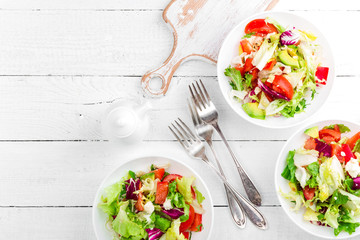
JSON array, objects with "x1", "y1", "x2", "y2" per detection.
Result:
[
  {"x1": 168, "y1": 118, "x2": 267, "y2": 229},
  {"x1": 189, "y1": 80, "x2": 262, "y2": 206},
  {"x1": 188, "y1": 99, "x2": 246, "y2": 228}
]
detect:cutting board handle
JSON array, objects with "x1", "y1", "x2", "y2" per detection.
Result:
[{"x1": 141, "y1": 49, "x2": 184, "y2": 97}]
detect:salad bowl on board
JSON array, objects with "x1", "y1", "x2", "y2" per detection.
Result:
[
  {"x1": 93, "y1": 156, "x2": 214, "y2": 240},
  {"x1": 275, "y1": 120, "x2": 360, "y2": 239},
  {"x1": 217, "y1": 11, "x2": 335, "y2": 129}
]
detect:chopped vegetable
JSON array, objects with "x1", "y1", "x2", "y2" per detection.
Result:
[
  {"x1": 162, "y1": 208, "x2": 185, "y2": 219},
  {"x1": 280, "y1": 30, "x2": 300, "y2": 45},
  {"x1": 315, "y1": 139, "x2": 331, "y2": 157},
  {"x1": 145, "y1": 228, "x2": 164, "y2": 240}
]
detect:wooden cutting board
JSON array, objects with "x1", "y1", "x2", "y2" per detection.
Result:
[{"x1": 142, "y1": 0, "x2": 279, "y2": 97}]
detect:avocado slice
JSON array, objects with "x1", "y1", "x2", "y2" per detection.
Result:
[
  {"x1": 278, "y1": 50, "x2": 299, "y2": 68},
  {"x1": 304, "y1": 126, "x2": 319, "y2": 138},
  {"x1": 242, "y1": 102, "x2": 265, "y2": 120},
  {"x1": 140, "y1": 172, "x2": 155, "y2": 181}
]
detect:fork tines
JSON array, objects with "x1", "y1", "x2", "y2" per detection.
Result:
[
  {"x1": 189, "y1": 79, "x2": 211, "y2": 110},
  {"x1": 187, "y1": 99, "x2": 201, "y2": 126},
  {"x1": 168, "y1": 118, "x2": 200, "y2": 149}
]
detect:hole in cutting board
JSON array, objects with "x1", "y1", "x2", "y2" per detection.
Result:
[{"x1": 148, "y1": 76, "x2": 164, "y2": 93}]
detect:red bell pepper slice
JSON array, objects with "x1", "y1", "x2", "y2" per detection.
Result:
[{"x1": 315, "y1": 66, "x2": 329, "y2": 85}]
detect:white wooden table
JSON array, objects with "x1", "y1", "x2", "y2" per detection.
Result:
[{"x1": 0, "y1": 0, "x2": 359, "y2": 239}]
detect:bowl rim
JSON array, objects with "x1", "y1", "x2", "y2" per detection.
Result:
[
  {"x1": 217, "y1": 10, "x2": 335, "y2": 129},
  {"x1": 274, "y1": 119, "x2": 360, "y2": 239},
  {"x1": 92, "y1": 155, "x2": 215, "y2": 240}
]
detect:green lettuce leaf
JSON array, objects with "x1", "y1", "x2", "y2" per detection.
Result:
[
  {"x1": 244, "y1": 73, "x2": 253, "y2": 88},
  {"x1": 193, "y1": 186, "x2": 205, "y2": 204},
  {"x1": 331, "y1": 190, "x2": 349, "y2": 205},
  {"x1": 167, "y1": 181, "x2": 186, "y2": 209},
  {"x1": 98, "y1": 201, "x2": 118, "y2": 216},
  {"x1": 152, "y1": 214, "x2": 171, "y2": 232},
  {"x1": 104, "y1": 180, "x2": 125, "y2": 205},
  {"x1": 128, "y1": 170, "x2": 136, "y2": 179},
  {"x1": 318, "y1": 156, "x2": 345, "y2": 201},
  {"x1": 335, "y1": 207, "x2": 360, "y2": 236},
  {"x1": 176, "y1": 176, "x2": 195, "y2": 204},
  {"x1": 335, "y1": 222, "x2": 360, "y2": 236},
  {"x1": 344, "y1": 176, "x2": 360, "y2": 197},
  {"x1": 224, "y1": 67, "x2": 243, "y2": 91},
  {"x1": 179, "y1": 204, "x2": 190, "y2": 222},
  {"x1": 112, "y1": 201, "x2": 147, "y2": 239},
  {"x1": 306, "y1": 162, "x2": 319, "y2": 188},
  {"x1": 324, "y1": 205, "x2": 340, "y2": 229},
  {"x1": 165, "y1": 219, "x2": 187, "y2": 240},
  {"x1": 281, "y1": 150, "x2": 297, "y2": 183},
  {"x1": 279, "y1": 188, "x2": 304, "y2": 212}
]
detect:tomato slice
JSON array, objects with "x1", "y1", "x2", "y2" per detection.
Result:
[
  {"x1": 304, "y1": 138, "x2": 316, "y2": 150},
  {"x1": 334, "y1": 124, "x2": 340, "y2": 133},
  {"x1": 163, "y1": 174, "x2": 182, "y2": 183},
  {"x1": 151, "y1": 168, "x2": 165, "y2": 180},
  {"x1": 331, "y1": 144, "x2": 344, "y2": 163},
  {"x1": 245, "y1": 19, "x2": 278, "y2": 34},
  {"x1": 180, "y1": 205, "x2": 195, "y2": 232},
  {"x1": 240, "y1": 39, "x2": 253, "y2": 54},
  {"x1": 319, "y1": 129, "x2": 341, "y2": 142},
  {"x1": 189, "y1": 213, "x2": 203, "y2": 232},
  {"x1": 272, "y1": 75, "x2": 294, "y2": 99},
  {"x1": 303, "y1": 186, "x2": 315, "y2": 200},
  {"x1": 263, "y1": 59, "x2": 276, "y2": 71},
  {"x1": 244, "y1": 58, "x2": 254, "y2": 72},
  {"x1": 155, "y1": 182, "x2": 169, "y2": 204},
  {"x1": 251, "y1": 68, "x2": 259, "y2": 81},
  {"x1": 234, "y1": 65, "x2": 245, "y2": 76},
  {"x1": 347, "y1": 132, "x2": 360, "y2": 150}
]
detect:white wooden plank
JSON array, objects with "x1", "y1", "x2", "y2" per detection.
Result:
[
  {"x1": 0, "y1": 141, "x2": 285, "y2": 206},
  {"x1": 274, "y1": 0, "x2": 360, "y2": 10},
  {"x1": 0, "y1": 0, "x2": 357, "y2": 10},
  {"x1": 0, "y1": 11, "x2": 357, "y2": 76},
  {"x1": 0, "y1": 206, "x2": 326, "y2": 240},
  {"x1": 0, "y1": 76, "x2": 358, "y2": 140},
  {"x1": 0, "y1": 0, "x2": 169, "y2": 10},
  {"x1": 0, "y1": 207, "x2": 95, "y2": 240}
]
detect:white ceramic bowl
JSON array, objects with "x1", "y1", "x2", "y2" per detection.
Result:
[
  {"x1": 93, "y1": 156, "x2": 214, "y2": 240},
  {"x1": 275, "y1": 120, "x2": 360, "y2": 239},
  {"x1": 217, "y1": 11, "x2": 335, "y2": 128}
]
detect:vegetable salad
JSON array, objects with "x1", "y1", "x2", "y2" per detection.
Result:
[
  {"x1": 281, "y1": 124, "x2": 360, "y2": 236},
  {"x1": 98, "y1": 164, "x2": 205, "y2": 240},
  {"x1": 224, "y1": 18, "x2": 329, "y2": 120}
]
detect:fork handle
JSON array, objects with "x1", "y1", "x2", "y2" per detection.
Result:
[
  {"x1": 207, "y1": 140, "x2": 246, "y2": 228},
  {"x1": 202, "y1": 155, "x2": 267, "y2": 230},
  {"x1": 212, "y1": 122, "x2": 262, "y2": 206}
]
